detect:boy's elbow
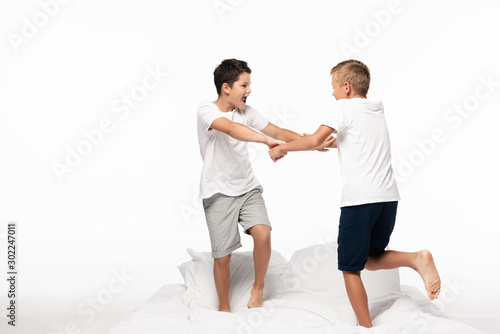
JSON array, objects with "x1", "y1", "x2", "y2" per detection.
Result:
[
  {"x1": 226, "y1": 122, "x2": 244, "y2": 140},
  {"x1": 225, "y1": 126, "x2": 233, "y2": 137},
  {"x1": 224, "y1": 122, "x2": 236, "y2": 136}
]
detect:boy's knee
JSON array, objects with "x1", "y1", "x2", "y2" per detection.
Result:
[
  {"x1": 364, "y1": 257, "x2": 375, "y2": 271},
  {"x1": 342, "y1": 270, "x2": 361, "y2": 279},
  {"x1": 249, "y1": 225, "x2": 271, "y2": 243},
  {"x1": 214, "y1": 254, "x2": 231, "y2": 266}
]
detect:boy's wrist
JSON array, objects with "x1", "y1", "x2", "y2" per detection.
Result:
[{"x1": 278, "y1": 143, "x2": 286, "y2": 154}]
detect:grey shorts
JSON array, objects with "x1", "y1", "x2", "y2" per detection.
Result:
[{"x1": 202, "y1": 186, "x2": 272, "y2": 258}]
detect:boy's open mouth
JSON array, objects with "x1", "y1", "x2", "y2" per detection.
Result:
[{"x1": 242, "y1": 96, "x2": 247, "y2": 103}]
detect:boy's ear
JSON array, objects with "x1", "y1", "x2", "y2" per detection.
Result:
[
  {"x1": 344, "y1": 81, "x2": 351, "y2": 95},
  {"x1": 222, "y1": 82, "x2": 230, "y2": 94}
]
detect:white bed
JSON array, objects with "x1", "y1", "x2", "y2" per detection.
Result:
[{"x1": 108, "y1": 243, "x2": 484, "y2": 333}]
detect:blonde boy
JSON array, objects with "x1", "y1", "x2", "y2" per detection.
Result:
[{"x1": 269, "y1": 60, "x2": 441, "y2": 328}]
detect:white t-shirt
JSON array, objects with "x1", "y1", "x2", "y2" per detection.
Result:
[
  {"x1": 197, "y1": 101, "x2": 269, "y2": 199},
  {"x1": 322, "y1": 98, "x2": 400, "y2": 207}
]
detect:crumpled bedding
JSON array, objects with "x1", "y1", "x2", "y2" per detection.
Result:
[{"x1": 108, "y1": 284, "x2": 483, "y2": 334}]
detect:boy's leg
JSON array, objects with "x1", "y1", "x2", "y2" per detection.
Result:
[
  {"x1": 203, "y1": 193, "x2": 243, "y2": 312},
  {"x1": 239, "y1": 186, "x2": 272, "y2": 309},
  {"x1": 343, "y1": 271, "x2": 372, "y2": 328},
  {"x1": 247, "y1": 224, "x2": 271, "y2": 308},
  {"x1": 214, "y1": 254, "x2": 232, "y2": 312},
  {"x1": 366, "y1": 202, "x2": 440, "y2": 299},
  {"x1": 337, "y1": 203, "x2": 385, "y2": 327},
  {"x1": 365, "y1": 250, "x2": 441, "y2": 300},
  {"x1": 365, "y1": 201, "x2": 441, "y2": 299}
]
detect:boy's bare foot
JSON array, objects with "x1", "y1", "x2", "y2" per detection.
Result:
[
  {"x1": 414, "y1": 250, "x2": 441, "y2": 300},
  {"x1": 247, "y1": 286, "x2": 264, "y2": 308}
]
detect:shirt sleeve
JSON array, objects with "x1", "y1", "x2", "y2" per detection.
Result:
[
  {"x1": 198, "y1": 104, "x2": 223, "y2": 133},
  {"x1": 321, "y1": 102, "x2": 348, "y2": 133},
  {"x1": 246, "y1": 106, "x2": 269, "y2": 131}
]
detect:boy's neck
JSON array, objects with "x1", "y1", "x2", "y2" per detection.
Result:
[
  {"x1": 339, "y1": 94, "x2": 367, "y2": 100},
  {"x1": 214, "y1": 97, "x2": 235, "y2": 113},
  {"x1": 348, "y1": 92, "x2": 367, "y2": 99}
]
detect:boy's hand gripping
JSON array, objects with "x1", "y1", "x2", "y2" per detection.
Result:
[
  {"x1": 316, "y1": 135, "x2": 336, "y2": 151},
  {"x1": 269, "y1": 145, "x2": 285, "y2": 162},
  {"x1": 266, "y1": 137, "x2": 287, "y2": 161}
]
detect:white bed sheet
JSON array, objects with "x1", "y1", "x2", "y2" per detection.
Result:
[{"x1": 108, "y1": 284, "x2": 484, "y2": 334}]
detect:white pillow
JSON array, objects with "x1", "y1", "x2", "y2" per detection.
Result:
[
  {"x1": 178, "y1": 248, "x2": 287, "y2": 312},
  {"x1": 277, "y1": 242, "x2": 401, "y2": 324}
]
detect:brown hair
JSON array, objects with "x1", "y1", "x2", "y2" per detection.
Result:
[
  {"x1": 330, "y1": 60, "x2": 370, "y2": 97},
  {"x1": 213, "y1": 59, "x2": 251, "y2": 95}
]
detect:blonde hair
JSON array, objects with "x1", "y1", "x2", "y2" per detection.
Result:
[{"x1": 330, "y1": 60, "x2": 370, "y2": 97}]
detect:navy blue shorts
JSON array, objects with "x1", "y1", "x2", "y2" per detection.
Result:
[{"x1": 337, "y1": 201, "x2": 398, "y2": 271}]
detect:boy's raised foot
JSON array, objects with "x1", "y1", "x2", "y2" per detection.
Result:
[
  {"x1": 414, "y1": 250, "x2": 441, "y2": 300},
  {"x1": 247, "y1": 285, "x2": 264, "y2": 308}
]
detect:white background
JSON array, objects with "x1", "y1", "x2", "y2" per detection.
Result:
[{"x1": 1, "y1": 0, "x2": 499, "y2": 333}]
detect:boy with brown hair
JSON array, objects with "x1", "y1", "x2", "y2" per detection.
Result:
[
  {"x1": 269, "y1": 59, "x2": 441, "y2": 328},
  {"x1": 197, "y1": 58, "x2": 332, "y2": 312}
]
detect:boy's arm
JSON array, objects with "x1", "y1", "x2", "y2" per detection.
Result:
[
  {"x1": 269, "y1": 125, "x2": 335, "y2": 162},
  {"x1": 210, "y1": 117, "x2": 283, "y2": 148},
  {"x1": 262, "y1": 122, "x2": 335, "y2": 151},
  {"x1": 300, "y1": 133, "x2": 337, "y2": 151},
  {"x1": 261, "y1": 122, "x2": 301, "y2": 142}
]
